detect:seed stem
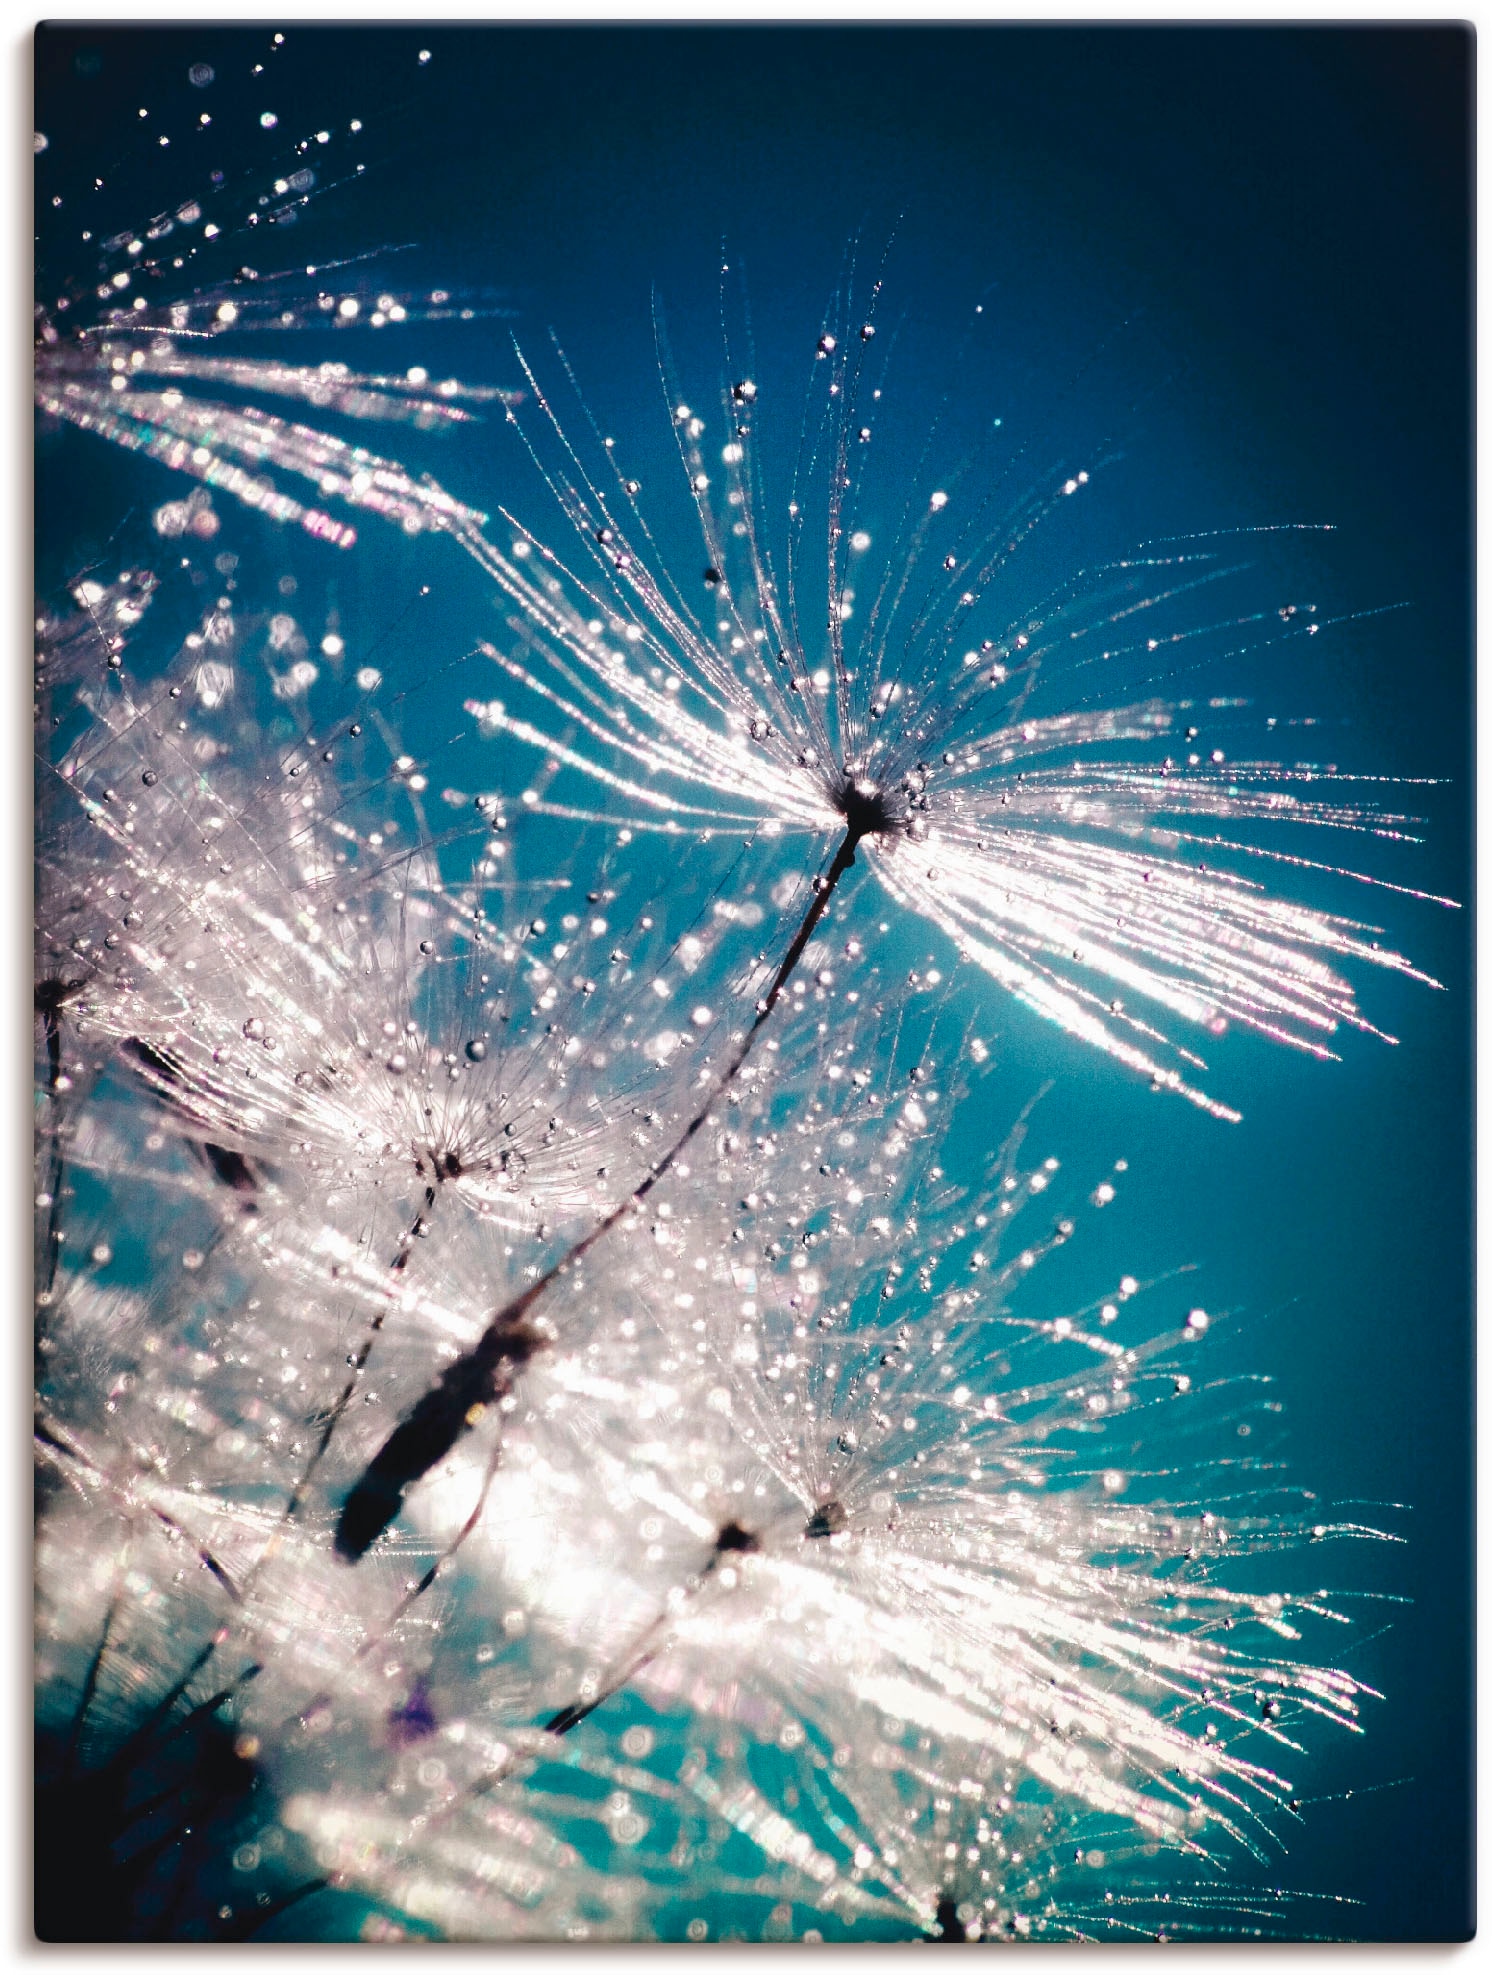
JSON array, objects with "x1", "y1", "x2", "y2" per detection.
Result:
[
  {"x1": 448, "y1": 1522, "x2": 761, "y2": 1815},
  {"x1": 336, "y1": 825, "x2": 865, "y2": 1560}
]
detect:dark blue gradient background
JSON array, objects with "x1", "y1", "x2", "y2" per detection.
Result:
[{"x1": 36, "y1": 25, "x2": 1472, "y2": 1942}]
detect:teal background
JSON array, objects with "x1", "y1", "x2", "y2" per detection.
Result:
[{"x1": 36, "y1": 25, "x2": 1472, "y2": 1940}]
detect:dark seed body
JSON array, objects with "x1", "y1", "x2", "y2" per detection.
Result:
[
  {"x1": 804, "y1": 1499, "x2": 848, "y2": 1540},
  {"x1": 929, "y1": 1895, "x2": 968, "y2": 1943},
  {"x1": 334, "y1": 1318, "x2": 543, "y2": 1560}
]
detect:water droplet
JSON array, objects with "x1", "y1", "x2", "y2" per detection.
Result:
[{"x1": 465, "y1": 1039, "x2": 487, "y2": 1063}]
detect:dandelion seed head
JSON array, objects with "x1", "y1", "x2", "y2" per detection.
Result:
[{"x1": 33, "y1": 79, "x2": 1420, "y2": 1937}]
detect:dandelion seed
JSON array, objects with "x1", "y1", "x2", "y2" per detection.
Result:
[{"x1": 445, "y1": 296, "x2": 1451, "y2": 1122}]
